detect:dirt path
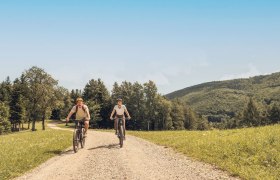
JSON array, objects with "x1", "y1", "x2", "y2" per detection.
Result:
[{"x1": 17, "y1": 124, "x2": 238, "y2": 180}]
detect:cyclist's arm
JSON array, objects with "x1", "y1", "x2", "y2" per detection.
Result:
[
  {"x1": 66, "y1": 106, "x2": 76, "y2": 121},
  {"x1": 86, "y1": 107, "x2": 91, "y2": 120},
  {"x1": 125, "y1": 108, "x2": 131, "y2": 119},
  {"x1": 110, "y1": 109, "x2": 116, "y2": 119},
  {"x1": 66, "y1": 111, "x2": 74, "y2": 121}
]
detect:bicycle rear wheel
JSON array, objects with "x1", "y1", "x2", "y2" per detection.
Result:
[{"x1": 73, "y1": 129, "x2": 79, "y2": 153}]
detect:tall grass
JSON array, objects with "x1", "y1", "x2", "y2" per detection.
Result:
[{"x1": 128, "y1": 125, "x2": 280, "y2": 180}]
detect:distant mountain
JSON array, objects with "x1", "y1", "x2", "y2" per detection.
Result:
[{"x1": 166, "y1": 72, "x2": 280, "y2": 121}]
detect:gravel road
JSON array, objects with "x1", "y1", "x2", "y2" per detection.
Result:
[{"x1": 17, "y1": 124, "x2": 238, "y2": 180}]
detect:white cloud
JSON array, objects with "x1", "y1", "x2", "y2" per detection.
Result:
[{"x1": 220, "y1": 64, "x2": 261, "y2": 81}]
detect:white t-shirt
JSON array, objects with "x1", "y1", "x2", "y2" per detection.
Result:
[
  {"x1": 114, "y1": 105, "x2": 127, "y2": 116},
  {"x1": 70, "y1": 105, "x2": 89, "y2": 120}
]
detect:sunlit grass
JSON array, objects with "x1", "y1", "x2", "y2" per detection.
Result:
[
  {"x1": 128, "y1": 125, "x2": 280, "y2": 180},
  {"x1": 0, "y1": 122, "x2": 72, "y2": 180}
]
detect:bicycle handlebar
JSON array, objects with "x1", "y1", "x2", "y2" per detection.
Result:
[{"x1": 111, "y1": 117, "x2": 131, "y2": 120}]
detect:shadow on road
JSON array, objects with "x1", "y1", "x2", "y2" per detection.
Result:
[
  {"x1": 45, "y1": 149, "x2": 74, "y2": 156},
  {"x1": 88, "y1": 144, "x2": 120, "y2": 150}
]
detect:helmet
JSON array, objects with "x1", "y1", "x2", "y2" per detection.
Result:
[{"x1": 76, "y1": 97, "x2": 84, "y2": 103}]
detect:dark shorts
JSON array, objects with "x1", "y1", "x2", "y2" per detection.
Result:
[
  {"x1": 74, "y1": 119, "x2": 88, "y2": 126},
  {"x1": 116, "y1": 115, "x2": 124, "y2": 118},
  {"x1": 76, "y1": 118, "x2": 89, "y2": 122}
]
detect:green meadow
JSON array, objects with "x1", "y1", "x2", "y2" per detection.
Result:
[
  {"x1": 128, "y1": 125, "x2": 280, "y2": 180},
  {"x1": 0, "y1": 123, "x2": 72, "y2": 180}
]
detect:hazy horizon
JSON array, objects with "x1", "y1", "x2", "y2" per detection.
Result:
[{"x1": 0, "y1": 65, "x2": 278, "y2": 95}]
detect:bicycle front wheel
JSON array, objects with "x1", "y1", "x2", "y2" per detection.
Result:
[
  {"x1": 73, "y1": 129, "x2": 79, "y2": 153},
  {"x1": 119, "y1": 125, "x2": 124, "y2": 148},
  {"x1": 80, "y1": 128, "x2": 86, "y2": 149}
]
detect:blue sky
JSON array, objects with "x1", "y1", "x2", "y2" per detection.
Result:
[{"x1": 0, "y1": 0, "x2": 280, "y2": 94}]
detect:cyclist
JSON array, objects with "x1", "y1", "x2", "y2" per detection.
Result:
[
  {"x1": 110, "y1": 98, "x2": 131, "y2": 138},
  {"x1": 66, "y1": 98, "x2": 90, "y2": 137}
]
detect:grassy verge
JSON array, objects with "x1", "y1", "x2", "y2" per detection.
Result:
[
  {"x1": 128, "y1": 125, "x2": 280, "y2": 180},
  {"x1": 0, "y1": 122, "x2": 72, "y2": 180},
  {"x1": 55, "y1": 121, "x2": 75, "y2": 129}
]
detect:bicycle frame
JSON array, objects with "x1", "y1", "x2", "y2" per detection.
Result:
[
  {"x1": 116, "y1": 118, "x2": 126, "y2": 148},
  {"x1": 73, "y1": 120, "x2": 86, "y2": 153}
]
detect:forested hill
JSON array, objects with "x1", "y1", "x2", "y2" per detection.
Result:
[{"x1": 166, "y1": 72, "x2": 280, "y2": 119}]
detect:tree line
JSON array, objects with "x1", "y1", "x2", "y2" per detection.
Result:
[
  {"x1": 210, "y1": 97, "x2": 280, "y2": 129},
  {"x1": 0, "y1": 66, "x2": 208, "y2": 134},
  {"x1": 0, "y1": 67, "x2": 71, "y2": 134},
  {"x1": 0, "y1": 66, "x2": 279, "y2": 134}
]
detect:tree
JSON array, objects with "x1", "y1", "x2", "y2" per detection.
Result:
[
  {"x1": 269, "y1": 103, "x2": 280, "y2": 124},
  {"x1": 118, "y1": 81, "x2": 137, "y2": 129},
  {"x1": 9, "y1": 78, "x2": 26, "y2": 131},
  {"x1": 23, "y1": 66, "x2": 58, "y2": 131},
  {"x1": 86, "y1": 100, "x2": 101, "y2": 128},
  {"x1": 130, "y1": 82, "x2": 146, "y2": 130},
  {"x1": 241, "y1": 97, "x2": 261, "y2": 127},
  {"x1": 184, "y1": 106, "x2": 198, "y2": 130},
  {"x1": 111, "y1": 82, "x2": 122, "y2": 102},
  {"x1": 70, "y1": 89, "x2": 82, "y2": 104},
  {"x1": 0, "y1": 102, "x2": 11, "y2": 134},
  {"x1": 83, "y1": 79, "x2": 111, "y2": 128},
  {"x1": 17, "y1": 74, "x2": 31, "y2": 129},
  {"x1": 170, "y1": 99, "x2": 185, "y2": 130},
  {"x1": 0, "y1": 77, "x2": 12, "y2": 103},
  {"x1": 110, "y1": 81, "x2": 146, "y2": 130},
  {"x1": 61, "y1": 90, "x2": 72, "y2": 119},
  {"x1": 144, "y1": 81, "x2": 158, "y2": 130},
  {"x1": 51, "y1": 87, "x2": 72, "y2": 120},
  {"x1": 156, "y1": 95, "x2": 173, "y2": 130},
  {"x1": 83, "y1": 79, "x2": 110, "y2": 104},
  {"x1": 196, "y1": 115, "x2": 209, "y2": 130},
  {"x1": 119, "y1": 81, "x2": 133, "y2": 104}
]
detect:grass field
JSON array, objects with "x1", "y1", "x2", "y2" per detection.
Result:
[
  {"x1": 128, "y1": 125, "x2": 280, "y2": 180},
  {"x1": 0, "y1": 122, "x2": 72, "y2": 180}
]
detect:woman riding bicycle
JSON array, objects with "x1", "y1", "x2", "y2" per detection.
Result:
[{"x1": 110, "y1": 98, "x2": 131, "y2": 138}]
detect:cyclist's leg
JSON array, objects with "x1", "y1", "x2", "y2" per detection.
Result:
[
  {"x1": 114, "y1": 118, "x2": 117, "y2": 131},
  {"x1": 84, "y1": 120, "x2": 89, "y2": 134},
  {"x1": 74, "y1": 120, "x2": 78, "y2": 129},
  {"x1": 123, "y1": 117, "x2": 126, "y2": 138},
  {"x1": 114, "y1": 118, "x2": 117, "y2": 134}
]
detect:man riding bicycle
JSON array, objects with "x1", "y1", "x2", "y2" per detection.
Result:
[
  {"x1": 110, "y1": 98, "x2": 131, "y2": 139},
  {"x1": 66, "y1": 98, "x2": 90, "y2": 137}
]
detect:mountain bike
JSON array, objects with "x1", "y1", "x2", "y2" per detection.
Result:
[
  {"x1": 116, "y1": 117, "x2": 129, "y2": 148},
  {"x1": 73, "y1": 120, "x2": 86, "y2": 153}
]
